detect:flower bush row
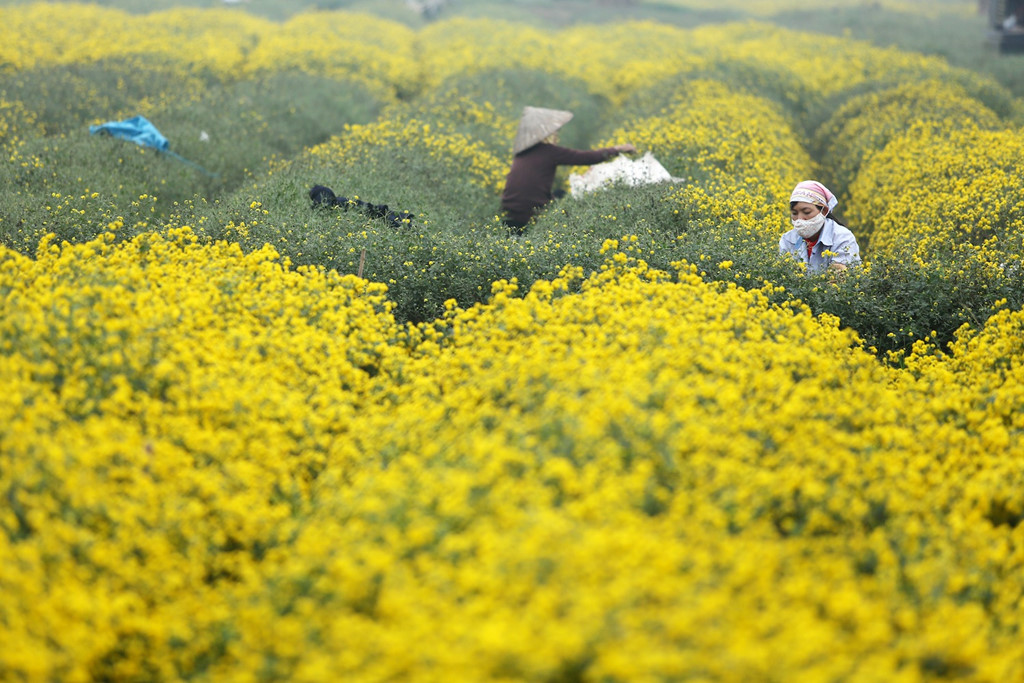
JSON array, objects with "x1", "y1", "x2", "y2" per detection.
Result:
[{"x1": 2, "y1": 232, "x2": 1023, "y2": 680}]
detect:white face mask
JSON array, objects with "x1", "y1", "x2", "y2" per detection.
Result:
[{"x1": 792, "y1": 212, "x2": 826, "y2": 238}]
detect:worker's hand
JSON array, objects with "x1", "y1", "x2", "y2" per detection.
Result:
[{"x1": 615, "y1": 143, "x2": 637, "y2": 155}]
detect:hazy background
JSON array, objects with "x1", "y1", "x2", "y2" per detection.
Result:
[{"x1": 3, "y1": 0, "x2": 1021, "y2": 94}]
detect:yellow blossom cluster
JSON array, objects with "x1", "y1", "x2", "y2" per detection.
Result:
[
  {"x1": 550, "y1": 22, "x2": 709, "y2": 103},
  {"x1": 0, "y1": 5, "x2": 409, "y2": 102},
  {"x1": 656, "y1": 0, "x2": 972, "y2": 18},
  {"x1": 240, "y1": 11, "x2": 419, "y2": 99},
  {"x1": 0, "y1": 5, "x2": 270, "y2": 77},
  {"x1": 415, "y1": 19, "x2": 562, "y2": 91},
  {"x1": 0, "y1": 228, "x2": 402, "y2": 679},
  {"x1": 906, "y1": 305, "x2": 1024, "y2": 446},
  {"x1": 849, "y1": 124, "x2": 1024, "y2": 262},
  {"x1": 0, "y1": 98, "x2": 41, "y2": 152},
  {"x1": 2, "y1": 5, "x2": 998, "y2": 110},
  {"x1": 2, "y1": 233, "x2": 1023, "y2": 680},
  {"x1": 307, "y1": 116, "x2": 509, "y2": 194},
  {"x1": 686, "y1": 23, "x2": 966, "y2": 97},
  {"x1": 382, "y1": 94, "x2": 519, "y2": 159},
  {"x1": 813, "y1": 80, "x2": 1004, "y2": 199}
]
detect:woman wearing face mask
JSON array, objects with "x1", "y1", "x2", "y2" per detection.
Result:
[{"x1": 779, "y1": 180, "x2": 860, "y2": 273}]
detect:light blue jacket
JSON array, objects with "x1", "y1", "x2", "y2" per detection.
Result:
[{"x1": 779, "y1": 218, "x2": 860, "y2": 273}]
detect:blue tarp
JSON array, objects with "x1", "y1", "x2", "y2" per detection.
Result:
[
  {"x1": 90, "y1": 115, "x2": 169, "y2": 151},
  {"x1": 89, "y1": 115, "x2": 217, "y2": 177}
]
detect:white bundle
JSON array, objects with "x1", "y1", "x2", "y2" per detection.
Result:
[{"x1": 569, "y1": 152, "x2": 682, "y2": 198}]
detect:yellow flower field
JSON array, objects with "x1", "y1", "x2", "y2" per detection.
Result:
[{"x1": 2, "y1": 3, "x2": 1023, "y2": 681}]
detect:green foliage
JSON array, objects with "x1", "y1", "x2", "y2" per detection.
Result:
[
  {"x1": 788, "y1": 256, "x2": 1024, "y2": 360},
  {"x1": 0, "y1": 62, "x2": 206, "y2": 136},
  {"x1": 0, "y1": 69, "x2": 385, "y2": 253},
  {"x1": 197, "y1": 139, "x2": 507, "y2": 323}
]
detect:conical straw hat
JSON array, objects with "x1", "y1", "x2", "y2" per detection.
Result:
[{"x1": 512, "y1": 106, "x2": 573, "y2": 154}]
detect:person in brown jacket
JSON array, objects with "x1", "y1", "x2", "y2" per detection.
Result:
[{"x1": 500, "y1": 106, "x2": 635, "y2": 233}]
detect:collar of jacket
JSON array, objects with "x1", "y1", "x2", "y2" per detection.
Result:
[{"x1": 799, "y1": 218, "x2": 838, "y2": 248}]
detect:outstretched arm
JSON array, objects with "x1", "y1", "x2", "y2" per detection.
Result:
[{"x1": 550, "y1": 143, "x2": 637, "y2": 166}]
